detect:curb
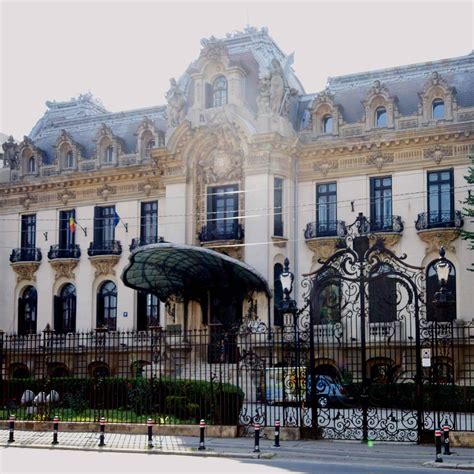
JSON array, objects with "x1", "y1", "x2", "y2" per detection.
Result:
[
  {"x1": 0, "y1": 442, "x2": 275, "y2": 460},
  {"x1": 423, "y1": 461, "x2": 474, "y2": 470}
]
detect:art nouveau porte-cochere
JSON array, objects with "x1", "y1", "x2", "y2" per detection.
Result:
[{"x1": 0, "y1": 27, "x2": 473, "y2": 442}]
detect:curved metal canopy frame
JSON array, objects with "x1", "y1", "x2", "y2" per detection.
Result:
[{"x1": 121, "y1": 242, "x2": 271, "y2": 302}]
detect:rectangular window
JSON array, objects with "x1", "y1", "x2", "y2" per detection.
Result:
[
  {"x1": 370, "y1": 177, "x2": 392, "y2": 231},
  {"x1": 207, "y1": 185, "x2": 239, "y2": 239},
  {"x1": 21, "y1": 214, "x2": 36, "y2": 249},
  {"x1": 427, "y1": 170, "x2": 454, "y2": 227},
  {"x1": 94, "y1": 206, "x2": 115, "y2": 248},
  {"x1": 274, "y1": 177, "x2": 284, "y2": 237},
  {"x1": 140, "y1": 201, "x2": 158, "y2": 245},
  {"x1": 316, "y1": 183, "x2": 337, "y2": 236},
  {"x1": 59, "y1": 209, "x2": 76, "y2": 250}
]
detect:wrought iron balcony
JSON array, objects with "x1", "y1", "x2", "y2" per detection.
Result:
[
  {"x1": 129, "y1": 236, "x2": 163, "y2": 251},
  {"x1": 304, "y1": 220, "x2": 347, "y2": 239},
  {"x1": 415, "y1": 210, "x2": 464, "y2": 231},
  {"x1": 370, "y1": 215, "x2": 404, "y2": 233},
  {"x1": 87, "y1": 240, "x2": 122, "y2": 257},
  {"x1": 198, "y1": 222, "x2": 244, "y2": 242},
  {"x1": 10, "y1": 247, "x2": 42, "y2": 263},
  {"x1": 48, "y1": 244, "x2": 81, "y2": 260}
]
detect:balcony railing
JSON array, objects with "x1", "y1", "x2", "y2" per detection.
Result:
[
  {"x1": 304, "y1": 220, "x2": 347, "y2": 239},
  {"x1": 129, "y1": 236, "x2": 163, "y2": 252},
  {"x1": 370, "y1": 215, "x2": 404, "y2": 233},
  {"x1": 10, "y1": 247, "x2": 42, "y2": 263},
  {"x1": 87, "y1": 240, "x2": 122, "y2": 257},
  {"x1": 199, "y1": 222, "x2": 244, "y2": 242},
  {"x1": 415, "y1": 210, "x2": 464, "y2": 231},
  {"x1": 48, "y1": 244, "x2": 81, "y2": 260}
]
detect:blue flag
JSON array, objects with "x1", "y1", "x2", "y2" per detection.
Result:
[{"x1": 113, "y1": 210, "x2": 120, "y2": 227}]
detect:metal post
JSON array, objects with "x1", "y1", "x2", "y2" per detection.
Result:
[
  {"x1": 52, "y1": 416, "x2": 59, "y2": 445},
  {"x1": 273, "y1": 420, "x2": 280, "y2": 448},
  {"x1": 435, "y1": 429, "x2": 443, "y2": 463},
  {"x1": 198, "y1": 419, "x2": 206, "y2": 450},
  {"x1": 7, "y1": 415, "x2": 15, "y2": 443},
  {"x1": 147, "y1": 418, "x2": 154, "y2": 449},
  {"x1": 253, "y1": 423, "x2": 260, "y2": 453},
  {"x1": 98, "y1": 417, "x2": 106, "y2": 447},
  {"x1": 443, "y1": 425, "x2": 451, "y2": 456}
]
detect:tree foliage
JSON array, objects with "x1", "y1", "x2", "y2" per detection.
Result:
[{"x1": 462, "y1": 152, "x2": 474, "y2": 271}]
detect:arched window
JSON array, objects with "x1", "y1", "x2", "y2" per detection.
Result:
[
  {"x1": 311, "y1": 268, "x2": 341, "y2": 325},
  {"x1": 432, "y1": 99, "x2": 445, "y2": 120},
  {"x1": 375, "y1": 107, "x2": 387, "y2": 128},
  {"x1": 18, "y1": 286, "x2": 37, "y2": 335},
  {"x1": 426, "y1": 259, "x2": 456, "y2": 322},
  {"x1": 104, "y1": 145, "x2": 114, "y2": 163},
  {"x1": 97, "y1": 281, "x2": 117, "y2": 330},
  {"x1": 54, "y1": 283, "x2": 76, "y2": 333},
  {"x1": 157, "y1": 132, "x2": 165, "y2": 147},
  {"x1": 273, "y1": 263, "x2": 284, "y2": 326},
  {"x1": 322, "y1": 115, "x2": 333, "y2": 134},
  {"x1": 212, "y1": 76, "x2": 228, "y2": 107},
  {"x1": 137, "y1": 291, "x2": 160, "y2": 330},
  {"x1": 28, "y1": 156, "x2": 36, "y2": 173},
  {"x1": 369, "y1": 263, "x2": 397, "y2": 323},
  {"x1": 65, "y1": 150, "x2": 74, "y2": 169}
]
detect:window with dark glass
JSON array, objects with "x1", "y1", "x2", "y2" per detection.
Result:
[
  {"x1": 207, "y1": 185, "x2": 238, "y2": 239},
  {"x1": 97, "y1": 281, "x2": 117, "y2": 330},
  {"x1": 212, "y1": 76, "x2": 228, "y2": 107},
  {"x1": 105, "y1": 145, "x2": 114, "y2": 163},
  {"x1": 316, "y1": 182, "x2": 337, "y2": 236},
  {"x1": 427, "y1": 170, "x2": 454, "y2": 227},
  {"x1": 21, "y1": 214, "x2": 36, "y2": 260},
  {"x1": 369, "y1": 263, "x2": 397, "y2": 323},
  {"x1": 137, "y1": 291, "x2": 160, "y2": 330},
  {"x1": 54, "y1": 283, "x2": 76, "y2": 333},
  {"x1": 65, "y1": 150, "x2": 74, "y2": 168},
  {"x1": 273, "y1": 263, "x2": 284, "y2": 326},
  {"x1": 59, "y1": 209, "x2": 76, "y2": 255},
  {"x1": 432, "y1": 99, "x2": 445, "y2": 120},
  {"x1": 370, "y1": 176, "x2": 392, "y2": 231},
  {"x1": 310, "y1": 268, "x2": 341, "y2": 324},
  {"x1": 146, "y1": 139, "x2": 155, "y2": 156},
  {"x1": 322, "y1": 115, "x2": 333, "y2": 134},
  {"x1": 18, "y1": 286, "x2": 37, "y2": 335},
  {"x1": 375, "y1": 107, "x2": 387, "y2": 127},
  {"x1": 28, "y1": 156, "x2": 36, "y2": 173},
  {"x1": 426, "y1": 260, "x2": 456, "y2": 322},
  {"x1": 94, "y1": 206, "x2": 115, "y2": 249},
  {"x1": 140, "y1": 201, "x2": 158, "y2": 245},
  {"x1": 274, "y1": 177, "x2": 283, "y2": 237}
]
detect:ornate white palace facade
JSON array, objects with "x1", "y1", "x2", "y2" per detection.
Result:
[{"x1": 0, "y1": 27, "x2": 473, "y2": 339}]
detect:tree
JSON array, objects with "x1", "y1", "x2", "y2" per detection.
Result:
[{"x1": 462, "y1": 152, "x2": 474, "y2": 271}]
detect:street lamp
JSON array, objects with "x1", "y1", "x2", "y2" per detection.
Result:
[
  {"x1": 280, "y1": 258, "x2": 297, "y2": 325},
  {"x1": 433, "y1": 246, "x2": 454, "y2": 321}
]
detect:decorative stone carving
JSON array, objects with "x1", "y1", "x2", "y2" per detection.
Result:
[
  {"x1": 199, "y1": 36, "x2": 228, "y2": 63},
  {"x1": 257, "y1": 75, "x2": 271, "y2": 115},
  {"x1": 2, "y1": 136, "x2": 19, "y2": 169},
  {"x1": 49, "y1": 259, "x2": 79, "y2": 281},
  {"x1": 367, "y1": 152, "x2": 394, "y2": 170},
  {"x1": 58, "y1": 188, "x2": 75, "y2": 206},
  {"x1": 270, "y1": 59, "x2": 286, "y2": 116},
  {"x1": 97, "y1": 183, "x2": 116, "y2": 201},
  {"x1": 423, "y1": 145, "x2": 452, "y2": 164},
  {"x1": 417, "y1": 228, "x2": 460, "y2": 253},
  {"x1": 313, "y1": 159, "x2": 338, "y2": 176},
  {"x1": 373, "y1": 233, "x2": 401, "y2": 249},
  {"x1": 141, "y1": 178, "x2": 162, "y2": 197},
  {"x1": 10, "y1": 262, "x2": 41, "y2": 283},
  {"x1": 305, "y1": 237, "x2": 339, "y2": 265},
  {"x1": 20, "y1": 192, "x2": 36, "y2": 210},
  {"x1": 165, "y1": 78, "x2": 186, "y2": 128},
  {"x1": 89, "y1": 256, "x2": 120, "y2": 277}
]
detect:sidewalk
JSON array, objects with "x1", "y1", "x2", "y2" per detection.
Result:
[{"x1": 2, "y1": 429, "x2": 474, "y2": 470}]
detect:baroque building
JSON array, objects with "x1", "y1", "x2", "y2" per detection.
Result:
[{"x1": 0, "y1": 27, "x2": 473, "y2": 377}]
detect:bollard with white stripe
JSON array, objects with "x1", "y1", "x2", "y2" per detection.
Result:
[
  {"x1": 253, "y1": 423, "x2": 261, "y2": 453},
  {"x1": 273, "y1": 420, "x2": 281, "y2": 448},
  {"x1": 435, "y1": 429, "x2": 443, "y2": 463},
  {"x1": 98, "y1": 417, "x2": 106, "y2": 447},
  {"x1": 443, "y1": 425, "x2": 451, "y2": 456},
  {"x1": 51, "y1": 416, "x2": 59, "y2": 445},
  {"x1": 147, "y1": 418, "x2": 154, "y2": 449},
  {"x1": 198, "y1": 419, "x2": 206, "y2": 450},
  {"x1": 7, "y1": 415, "x2": 15, "y2": 443}
]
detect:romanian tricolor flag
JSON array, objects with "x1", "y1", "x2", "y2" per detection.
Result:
[{"x1": 69, "y1": 216, "x2": 76, "y2": 233}]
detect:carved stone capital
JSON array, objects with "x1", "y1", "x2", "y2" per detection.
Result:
[
  {"x1": 88, "y1": 255, "x2": 120, "y2": 277},
  {"x1": 417, "y1": 228, "x2": 460, "y2": 254},
  {"x1": 10, "y1": 262, "x2": 41, "y2": 283},
  {"x1": 271, "y1": 236, "x2": 288, "y2": 248},
  {"x1": 305, "y1": 236, "x2": 339, "y2": 264},
  {"x1": 49, "y1": 258, "x2": 79, "y2": 281}
]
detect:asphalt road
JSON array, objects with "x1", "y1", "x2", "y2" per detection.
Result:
[{"x1": 0, "y1": 448, "x2": 470, "y2": 474}]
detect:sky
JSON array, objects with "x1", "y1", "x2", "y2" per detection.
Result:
[{"x1": 0, "y1": 0, "x2": 473, "y2": 139}]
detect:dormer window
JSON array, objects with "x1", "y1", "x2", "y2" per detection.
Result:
[
  {"x1": 65, "y1": 150, "x2": 74, "y2": 169},
  {"x1": 145, "y1": 139, "x2": 155, "y2": 157},
  {"x1": 28, "y1": 156, "x2": 36, "y2": 173},
  {"x1": 157, "y1": 132, "x2": 165, "y2": 147},
  {"x1": 105, "y1": 145, "x2": 114, "y2": 163},
  {"x1": 375, "y1": 107, "x2": 387, "y2": 128},
  {"x1": 322, "y1": 115, "x2": 333, "y2": 134},
  {"x1": 432, "y1": 99, "x2": 445, "y2": 120},
  {"x1": 212, "y1": 76, "x2": 228, "y2": 107}
]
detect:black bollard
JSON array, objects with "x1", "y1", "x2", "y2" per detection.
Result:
[
  {"x1": 443, "y1": 425, "x2": 451, "y2": 456},
  {"x1": 435, "y1": 429, "x2": 443, "y2": 463},
  {"x1": 198, "y1": 419, "x2": 206, "y2": 450},
  {"x1": 52, "y1": 416, "x2": 59, "y2": 445},
  {"x1": 98, "y1": 417, "x2": 106, "y2": 447},
  {"x1": 273, "y1": 420, "x2": 280, "y2": 448},
  {"x1": 147, "y1": 418, "x2": 154, "y2": 449},
  {"x1": 7, "y1": 415, "x2": 15, "y2": 443},
  {"x1": 253, "y1": 423, "x2": 261, "y2": 453}
]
